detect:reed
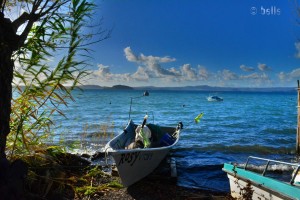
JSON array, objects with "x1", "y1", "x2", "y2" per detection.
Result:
[{"x1": 6, "y1": 0, "x2": 100, "y2": 158}]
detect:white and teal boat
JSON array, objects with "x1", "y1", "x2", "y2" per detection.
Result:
[
  {"x1": 223, "y1": 156, "x2": 300, "y2": 200},
  {"x1": 105, "y1": 120, "x2": 182, "y2": 187}
]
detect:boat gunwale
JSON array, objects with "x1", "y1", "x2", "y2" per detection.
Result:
[
  {"x1": 207, "y1": 94, "x2": 223, "y2": 101},
  {"x1": 105, "y1": 132, "x2": 180, "y2": 154},
  {"x1": 105, "y1": 122, "x2": 181, "y2": 153},
  {"x1": 223, "y1": 163, "x2": 300, "y2": 200}
]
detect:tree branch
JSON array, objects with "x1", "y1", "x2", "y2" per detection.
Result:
[
  {"x1": 32, "y1": 0, "x2": 43, "y2": 13},
  {"x1": 17, "y1": 14, "x2": 39, "y2": 49},
  {"x1": 12, "y1": 12, "x2": 30, "y2": 33},
  {"x1": 39, "y1": 1, "x2": 66, "y2": 18},
  {"x1": 0, "y1": 0, "x2": 6, "y2": 13},
  {"x1": 38, "y1": 0, "x2": 50, "y2": 15}
]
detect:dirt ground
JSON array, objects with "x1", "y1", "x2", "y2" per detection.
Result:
[
  {"x1": 100, "y1": 175, "x2": 228, "y2": 200},
  {"x1": 98, "y1": 158, "x2": 229, "y2": 200}
]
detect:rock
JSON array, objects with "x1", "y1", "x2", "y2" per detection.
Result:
[
  {"x1": 0, "y1": 159, "x2": 28, "y2": 200},
  {"x1": 0, "y1": 157, "x2": 9, "y2": 180},
  {"x1": 81, "y1": 153, "x2": 90, "y2": 159},
  {"x1": 111, "y1": 166, "x2": 119, "y2": 177},
  {"x1": 91, "y1": 152, "x2": 106, "y2": 161},
  {"x1": 55, "y1": 152, "x2": 91, "y2": 167}
]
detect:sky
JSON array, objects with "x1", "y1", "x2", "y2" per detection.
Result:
[{"x1": 83, "y1": 0, "x2": 300, "y2": 88}]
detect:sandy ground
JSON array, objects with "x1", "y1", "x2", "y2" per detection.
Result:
[
  {"x1": 99, "y1": 158, "x2": 229, "y2": 200},
  {"x1": 99, "y1": 175, "x2": 229, "y2": 200}
]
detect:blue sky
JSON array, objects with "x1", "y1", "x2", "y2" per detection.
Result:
[{"x1": 84, "y1": 0, "x2": 300, "y2": 87}]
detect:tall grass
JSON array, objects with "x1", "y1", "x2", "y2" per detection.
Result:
[{"x1": 8, "y1": 0, "x2": 109, "y2": 158}]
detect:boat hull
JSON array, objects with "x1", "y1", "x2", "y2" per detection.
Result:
[
  {"x1": 207, "y1": 95, "x2": 223, "y2": 102},
  {"x1": 223, "y1": 163, "x2": 300, "y2": 200},
  {"x1": 110, "y1": 147, "x2": 170, "y2": 187},
  {"x1": 105, "y1": 120, "x2": 181, "y2": 187}
]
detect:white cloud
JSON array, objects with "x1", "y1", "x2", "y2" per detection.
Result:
[
  {"x1": 290, "y1": 69, "x2": 300, "y2": 78},
  {"x1": 131, "y1": 66, "x2": 150, "y2": 81},
  {"x1": 240, "y1": 73, "x2": 261, "y2": 80},
  {"x1": 83, "y1": 64, "x2": 132, "y2": 85},
  {"x1": 124, "y1": 47, "x2": 138, "y2": 62},
  {"x1": 258, "y1": 63, "x2": 271, "y2": 71},
  {"x1": 278, "y1": 68, "x2": 300, "y2": 82},
  {"x1": 295, "y1": 42, "x2": 300, "y2": 59},
  {"x1": 124, "y1": 47, "x2": 176, "y2": 64},
  {"x1": 181, "y1": 64, "x2": 197, "y2": 81},
  {"x1": 83, "y1": 47, "x2": 295, "y2": 87},
  {"x1": 124, "y1": 47, "x2": 179, "y2": 79},
  {"x1": 198, "y1": 66, "x2": 210, "y2": 81},
  {"x1": 220, "y1": 69, "x2": 239, "y2": 80},
  {"x1": 240, "y1": 64, "x2": 254, "y2": 72},
  {"x1": 240, "y1": 72, "x2": 270, "y2": 80}
]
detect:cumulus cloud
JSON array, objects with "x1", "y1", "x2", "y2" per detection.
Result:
[
  {"x1": 83, "y1": 64, "x2": 132, "y2": 85},
  {"x1": 91, "y1": 64, "x2": 112, "y2": 80},
  {"x1": 124, "y1": 47, "x2": 176, "y2": 64},
  {"x1": 124, "y1": 47, "x2": 138, "y2": 62},
  {"x1": 83, "y1": 47, "x2": 283, "y2": 87},
  {"x1": 221, "y1": 69, "x2": 239, "y2": 80},
  {"x1": 198, "y1": 66, "x2": 209, "y2": 80},
  {"x1": 278, "y1": 68, "x2": 300, "y2": 81},
  {"x1": 240, "y1": 72, "x2": 269, "y2": 80},
  {"x1": 240, "y1": 73, "x2": 261, "y2": 80},
  {"x1": 124, "y1": 47, "x2": 179, "y2": 79},
  {"x1": 181, "y1": 64, "x2": 197, "y2": 81},
  {"x1": 258, "y1": 63, "x2": 271, "y2": 71},
  {"x1": 295, "y1": 42, "x2": 300, "y2": 59},
  {"x1": 131, "y1": 66, "x2": 150, "y2": 81},
  {"x1": 240, "y1": 64, "x2": 254, "y2": 72}
]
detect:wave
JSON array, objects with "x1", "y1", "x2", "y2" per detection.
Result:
[
  {"x1": 174, "y1": 144, "x2": 295, "y2": 155},
  {"x1": 260, "y1": 128, "x2": 296, "y2": 135},
  {"x1": 176, "y1": 163, "x2": 230, "y2": 192}
]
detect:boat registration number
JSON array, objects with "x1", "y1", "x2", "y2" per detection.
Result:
[{"x1": 118, "y1": 152, "x2": 153, "y2": 166}]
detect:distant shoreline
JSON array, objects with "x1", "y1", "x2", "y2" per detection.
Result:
[{"x1": 77, "y1": 84, "x2": 296, "y2": 92}]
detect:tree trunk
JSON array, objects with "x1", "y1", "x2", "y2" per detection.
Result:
[
  {"x1": 0, "y1": 14, "x2": 17, "y2": 159},
  {"x1": 0, "y1": 52, "x2": 13, "y2": 159}
]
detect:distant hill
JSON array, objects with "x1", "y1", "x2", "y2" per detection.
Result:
[
  {"x1": 135, "y1": 85, "x2": 295, "y2": 92},
  {"x1": 78, "y1": 85, "x2": 104, "y2": 90},
  {"x1": 108, "y1": 85, "x2": 134, "y2": 90},
  {"x1": 77, "y1": 85, "x2": 134, "y2": 90},
  {"x1": 76, "y1": 84, "x2": 295, "y2": 92}
]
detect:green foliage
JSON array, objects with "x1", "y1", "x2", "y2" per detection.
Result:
[
  {"x1": 46, "y1": 146, "x2": 66, "y2": 157},
  {"x1": 74, "y1": 166, "x2": 123, "y2": 197},
  {"x1": 86, "y1": 166, "x2": 106, "y2": 177},
  {"x1": 75, "y1": 181, "x2": 123, "y2": 196},
  {"x1": 75, "y1": 186, "x2": 98, "y2": 196},
  {"x1": 20, "y1": 146, "x2": 122, "y2": 199},
  {"x1": 8, "y1": 0, "x2": 100, "y2": 157},
  {"x1": 107, "y1": 181, "x2": 123, "y2": 189}
]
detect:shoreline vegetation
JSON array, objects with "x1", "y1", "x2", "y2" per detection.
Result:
[
  {"x1": 77, "y1": 84, "x2": 296, "y2": 92},
  {"x1": 1, "y1": 146, "x2": 228, "y2": 199},
  {"x1": 2, "y1": 1, "x2": 297, "y2": 198}
]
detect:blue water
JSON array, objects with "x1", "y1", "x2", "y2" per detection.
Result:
[{"x1": 50, "y1": 89, "x2": 298, "y2": 192}]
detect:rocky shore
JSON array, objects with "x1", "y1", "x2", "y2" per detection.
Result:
[
  {"x1": 0, "y1": 148, "x2": 230, "y2": 199},
  {"x1": 102, "y1": 174, "x2": 229, "y2": 200},
  {"x1": 101, "y1": 156, "x2": 229, "y2": 200}
]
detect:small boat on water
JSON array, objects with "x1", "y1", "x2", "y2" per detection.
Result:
[
  {"x1": 207, "y1": 94, "x2": 223, "y2": 102},
  {"x1": 105, "y1": 119, "x2": 182, "y2": 187},
  {"x1": 223, "y1": 156, "x2": 300, "y2": 200}
]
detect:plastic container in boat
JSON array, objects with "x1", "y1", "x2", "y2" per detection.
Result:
[{"x1": 160, "y1": 133, "x2": 175, "y2": 146}]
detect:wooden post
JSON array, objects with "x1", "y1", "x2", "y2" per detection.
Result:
[
  {"x1": 170, "y1": 157, "x2": 177, "y2": 178},
  {"x1": 297, "y1": 80, "x2": 300, "y2": 154}
]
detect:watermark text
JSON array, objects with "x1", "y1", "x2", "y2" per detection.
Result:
[{"x1": 250, "y1": 6, "x2": 281, "y2": 16}]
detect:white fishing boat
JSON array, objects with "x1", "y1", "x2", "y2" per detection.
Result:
[
  {"x1": 207, "y1": 94, "x2": 223, "y2": 102},
  {"x1": 223, "y1": 156, "x2": 300, "y2": 200},
  {"x1": 105, "y1": 119, "x2": 182, "y2": 187}
]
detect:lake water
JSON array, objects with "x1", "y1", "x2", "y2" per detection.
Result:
[{"x1": 51, "y1": 89, "x2": 299, "y2": 192}]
